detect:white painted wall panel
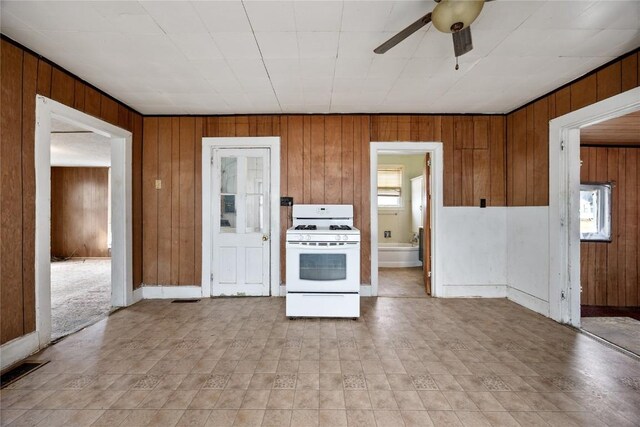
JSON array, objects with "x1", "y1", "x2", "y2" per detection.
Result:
[
  {"x1": 506, "y1": 207, "x2": 550, "y2": 315},
  {"x1": 440, "y1": 207, "x2": 508, "y2": 291}
]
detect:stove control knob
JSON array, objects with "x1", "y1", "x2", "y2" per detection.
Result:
[
  {"x1": 294, "y1": 234, "x2": 301, "y2": 241},
  {"x1": 304, "y1": 234, "x2": 311, "y2": 241},
  {"x1": 342, "y1": 235, "x2": 349, "y2": 241},
  {"x1": 335, "y1": 235, "x2": 341, "y2": 241}
]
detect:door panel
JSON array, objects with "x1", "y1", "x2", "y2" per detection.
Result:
[
  {"x1": 423, "y1": 154, "x2": 432, "y2": 295},
  {"x1": 212, "y1": 148, "x2": 270, "y2": 296}
]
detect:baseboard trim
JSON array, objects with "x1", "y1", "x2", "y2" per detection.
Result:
[
  {"x1": 132, "y1": 287, "x2": 143, "y2": 303},
  {"x1": 139, "y1": 285, "x2": 204, "y2": 299},
  {"x1": 507, "y1": 286, "x2": 549, "y2": 316},
  {"x1": 0, "y1": 332, "x2": 40, "y2": 371},
  {"x1": 440, "y1": 284, "x2": 507, "y2": 298},
  {"x1": 378, "y1": 262, "x2": 422, "y2": 268}
]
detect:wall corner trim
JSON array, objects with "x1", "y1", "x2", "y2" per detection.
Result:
[
  {"x1": 138, "y1": 285, "x2": 204, "y2": 299},
  {"x1": 507, "y1": 286, "x2": 550, "y2": 317},
  {"x1": 0, "y1": 332, "x2": 40, "y2": 371}
]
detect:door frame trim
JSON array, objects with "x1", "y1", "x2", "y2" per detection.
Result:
[
  {"x1": 369, "y1": 142, "x2": 444, "y2": 297},
  {"x1": 33, "y1": 96, "x2": 133, "y2": 348},
  {"x1": 201, "y1": 137, "x2": 281, "y2": 297}
]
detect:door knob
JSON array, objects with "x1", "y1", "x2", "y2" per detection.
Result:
[{"x1": 262, "y1": 234, "x2": 269, "y2": 241}]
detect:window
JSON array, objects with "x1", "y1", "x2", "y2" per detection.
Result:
[
  {"x1": 378, "y1": 166, "x2": 403, "y2": 207},
  {"x1": 580, "y1": 183, "x2": 612, "y2": 241}
]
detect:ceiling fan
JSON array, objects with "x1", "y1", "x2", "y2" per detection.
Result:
[{"x1": 374, "y1": 0, "x2": 494, "y2": 70}]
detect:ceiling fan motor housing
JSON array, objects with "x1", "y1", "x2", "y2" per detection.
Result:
[{"x1": 432, "y1": 0, "x2": 484, "y2": 33}]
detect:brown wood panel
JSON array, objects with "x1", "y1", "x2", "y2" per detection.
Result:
[
  {"x1": 617, "y1": 149, "x2": 627, "y2": 306},
  {"x1": 594, "y1": 148, "x2": 608, "y2": 305},
  {"x1": 1, "y1": 41, "x2": 25, "y2": 344},
  {"x1": 178, "y1": 117, "x2": 196, "y2": 285},
  {"x1": 510, "y1": 109, "x2": 527, "y2": 206},
  {"x1": 597, "y1": 62, "x2": 622, "y2": 101},
  {"x1": 156, "y1": 118, "x2": 173, "y2": 285},
  {"x1": 50, "y1": 68, "x2": 75, "y2": 107},
  {"x1": 341, "y1": 116, "x2": 355, "y2": 203},
  {"x1": 376, "y1": 116, "x2": 397, "y2": 141},
  {"x1": 473, "y1": 117, "x2": 489, "y2": 149},
  {"x1": 142, "y1": 117, "x2": 159, "y2": 285},
  {"x1": 353, "y1": 116, "x2": 363, "y2": 236},
  {"x1": 525, "y1": 105, "x2": 535, "y2": 205},
  {"x1": 606, "y1": 148, "x2": 619, "y2": 306},
  {"x1": 441, "y1": 116, "x2": 455, "y2": 206},
  {"x1": 581, "y1": 110, "x2": 640, "y2": 146},
  {"x1": 170, "y1": 117, "x2": 181, "y2": 285},
  {"x1": 100, "y1": 96, "x2": 119, "y2": 125},
  {"x1": 84, "y1": 86, "x2": 101, "y2": 118},
  {"x1": 73, "y1": 81, "x2": 85, "y2": 111},
  {"x1": 51, "y1": 167, "x2": 110, "y2": 258},
  {"x1": 194, "y1": 117, "x2": 203, "y2": 284},
  {"x1": 489, "y1": 116, "x2": 506, "y2": 206},
  {"x1": 571, "y1": 74, "x2": 597, "y2": 111},
  {"x1": 256, "y1": 116, "x2": 273, "y2": 136},
  {"x1": 461, "y1": 149, "x2": 474, "y2": 206},
  {"x1": 555, "y1": 86, "x2": 572, "y2": 119},
  {"x1": 235, "y1": 116, "x2": 249, "y2": 137},
  {"x1": 22, "y1": 53, "x2": 38, "y2": 332},
  {"x1": 621, "y1": 53, "x2": 638, "y2": 92},
  {"x1": 325, "y1": 116, "x2": 342, "y2": 204},
  {"x1": 418, "y1": 116, "x2": 436, "y2": 141},
  {"x1": 302, "y1": 116, "x2": 312, "y2": 204},
  {"x1": 625, "y1": 149, "x2": 638, "y2": 306},
  {"x1": 533, "y1": 99, "x2": 549, "y2": 205},
  {"x1": 454, "y1": 116, "x2": 474, "y2": 149},
  {"x1": 36, "y1": 60, "x2": 52, "y2": 97},
  {"x1": 360, "y1": 116, "x2": 371, "y2": 285},
  {"x1": 218, "y1": 116, "x2": 236, "y2": 136},
  {"x1": 287, "y1": 116, "x2": 304, "y2": 205},
  {"x1": 506, "y1": 114, "x2": 514, "y2": 205},
  {"x1": 398, "y1": 116, "x2": 411, "y2": 141},
  {"x1": 310, "y1": 116, "x2": 325, "y2": 204},
  {"x1": 473, "y1": 149, "x2": 489, "y2": 206}
]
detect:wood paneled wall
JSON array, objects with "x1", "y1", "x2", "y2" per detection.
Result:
[
  {"x1": 580, "y1": 147, "x2": 639, "y2": 307},
  {"x1": 141, "y1": 114, "x2": 506, "y2": 288},
  {"x1": 506, "y1": 50, "x2": 639, "y2": 206},
  {"x1": 370, "y1": 115, "x2": 506, "y2": 207},
  {"x1": 0, "y1": 38, "x2": 143, "y2": 345},
  {"x1": 51, "y1": 167, "x2": 110, "y2": 258}
]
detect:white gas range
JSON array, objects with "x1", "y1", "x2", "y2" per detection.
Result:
[{"x1": 285, "y1": 204, "x2": 360, "y2": 318}]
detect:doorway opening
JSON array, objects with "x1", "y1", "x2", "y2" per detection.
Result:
[
  {"x1": 50, "y1": 118, "x2": 112, "y2": 340},
  {"x1": 548, "y1": 86, "x2": 639, "y2": 334},
  {"x1": 370, "y1": 142, "x2": 443, "y2": 298},
  {"x1": 376, "y1": 152, "x2": 430, "y2": 297},
  {"x1": 577, "y1": 109, "x2": 640, "y2": 356},
  {"x1": 35, "y1": 96, "x2": 133, "y2": 348}
]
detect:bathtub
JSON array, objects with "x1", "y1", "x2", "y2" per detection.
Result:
[{"x1": 378, "y1": 243, "x2": 422, "y2": 268}]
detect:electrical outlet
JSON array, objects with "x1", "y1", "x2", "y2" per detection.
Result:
[
  {"x1": 384, "y1": 231, "x2": 391, "y2": 238},
  {"x1": 155, "y1": 179, "x2": 162, "y2": 190}
]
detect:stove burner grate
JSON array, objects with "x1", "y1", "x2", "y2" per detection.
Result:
[
  {"x1": 330, "y1": 225, "x2": 352, "y2": 230},
  {"x1": 295, "y1": 225, "x2": 317, "y2": 230}
]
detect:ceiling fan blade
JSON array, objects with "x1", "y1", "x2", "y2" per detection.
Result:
[
  {"x1": 374, "y1": 12, "x2": 432, "y2": 54},
  {"x1": 452, "y1": 26, "x2": 473, "y2": 57}
]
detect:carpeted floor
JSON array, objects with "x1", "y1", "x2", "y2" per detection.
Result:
[{"x1": 51, "y1": 258, "x2": 111, "y2": 340}]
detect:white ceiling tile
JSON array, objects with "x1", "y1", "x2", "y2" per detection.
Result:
[
  {"x1": 212, "y1": 32, "x2": 261, "y2": 58},
  {"x1": 413, "y1": 28, "x2": 457, "y2": 58},
  {"x1": 192, "y1": 1, "x2": 252, "y2": 32},
  {"x1": 255, "y1": 32, "x2": 299, "y2": 58},
  {"x1": 472, "y1": 1, "x2": 545, "y2": 31},
  {"x1": 275, "y1": 91, "x2": 304, "y2": 105},
  {"x1": 303, "y1": 92, "x2": 332, "y2": 105},
  {"x1": 169, "y1": 33, "x2": 223, "y2": 60},
  {"x1": 244, "y1": 1, "x2": 296, "y2": 32},
  {"x1": 341, "y1": 1, "x2": 394, "y2": 31},
  {"x1": 490, "y1": 28, "x2": 601, "y2": 57},
  {"x1": 207, "y1": 78, "x2": 245, "y2": 94},
  {"x1": 264, "y1": 58, "x2": 301, "y2": 76},
  {"x1": 298, "y1": 58, "x2": 336, "y2": 79},
  {"x1": 301, "y1": 77, "x2": 333, "y2": 92},
  {"x1": 297, "y1": 32, "x2": 339, "y2": 58},
  {"x1": 139, "y1": 1, "x2": 207, "y2": 34},
  {"x1": 2, "y1": 1, "x2": 113, "y2": 32},
  {"x1": 227, "y1": 58, "x2": 269, "y2": 78},
  {"x1": 384, "y1": 1, "x2": 434, "y2": 31},
  {"x1": 368, "y1": 56, "x2": 408, "y2": 79},
  {"x1": 335, "y1": 57, "x2": 373, "y2": 78},
  {"x1": 573, "y1": 0, "x2": 640, "y2": 30},
  {"x1": 238, "y1": 76, "x2": 274, "y2": 93},
  {"x1": 571, "y1": 29, "x2": 640, "y2": 57},
  {"x1": 0, "y1": 10, "x2": 33, "y2": 31},
  {"x1": 191, "y1": 59, "x2": 237, "y2": 81},
  {"x1": 520, "y1": 1, "x2": 599, "y2": 30},
  {"x1": 294, "y1": 1, "x2": 343, "y2": 31}
]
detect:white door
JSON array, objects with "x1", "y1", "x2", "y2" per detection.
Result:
[{"x1": 212, "y1": 148, "x2": 270, "y2": 296}]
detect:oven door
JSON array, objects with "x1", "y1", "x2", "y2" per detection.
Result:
[{"x1": 286, "y1": 242, "x2": 360, "y2": 292}]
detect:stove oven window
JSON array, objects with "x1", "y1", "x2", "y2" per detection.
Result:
[{"x1": 299, "y1": 254, "x2": 347, "y2": 281}]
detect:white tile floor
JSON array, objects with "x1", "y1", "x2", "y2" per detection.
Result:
[{"x1": 2, "y1": 296, "x2": 640, "y2": 426}]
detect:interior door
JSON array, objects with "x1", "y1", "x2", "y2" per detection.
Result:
[
  {"x1": 423, "y1": 154, "x2": 431, "y2": 295},
  {"x1": 212, "y1": 148, "x2": 270, "y2": 296}
]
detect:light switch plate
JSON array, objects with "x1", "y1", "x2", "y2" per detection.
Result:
[{"x1": 155, "y1": 179, "x2": 162, "y2": 190}]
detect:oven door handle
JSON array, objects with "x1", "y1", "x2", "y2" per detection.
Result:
[{"x1": 286, "y1": 243, "x2": 359, "y2": 250}]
